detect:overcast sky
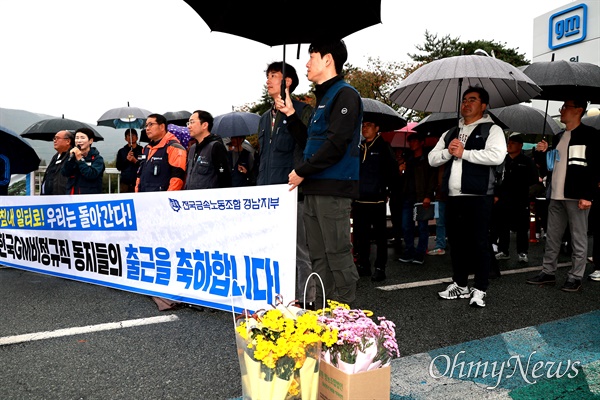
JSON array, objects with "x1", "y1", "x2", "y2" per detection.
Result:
[{"x1": 0, "y1": 0, "x2": 570, "y2": 125}]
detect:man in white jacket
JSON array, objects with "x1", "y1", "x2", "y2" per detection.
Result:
[{"x1": 428, "y1": 86, "x2": 506, "y2": 308}]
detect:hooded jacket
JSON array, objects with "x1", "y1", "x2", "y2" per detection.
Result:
[
  {"x1": 428, "y1": 114, "x2": 506, "y2": 196},
  {"x1": 61, "y1": 147, "x2": 105, "y2": 194}
]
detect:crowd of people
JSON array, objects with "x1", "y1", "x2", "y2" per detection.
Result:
[{"x1": 24, "y1": 38, "x2": 600, "y2": 311}]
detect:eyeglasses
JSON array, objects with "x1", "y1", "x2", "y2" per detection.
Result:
[
  {"x1": 144, "y1": 122, "x2": 159, "y2": 129},
  {"x1": 462, "y1": 97, "x2": 481, "y2": 104},
  {"x1": 53, "y1": 136, "x2": 67, "y2": 141},
  {"x1": 186, "y1": 119, "x2": 200, "y2": 127},
  {"x1": 559, "y1": 105, "x2": 580, "y2": 112}
]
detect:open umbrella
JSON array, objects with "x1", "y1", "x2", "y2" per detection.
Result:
[
  {"x1": 212, "y1": 112, "x2": 260, "y2": 138},
  {"x1": 488, "y1": 104, "x2": 562, "y2": 135},
  {"x1": 413, "y1": 111, "x2": 508, "y2": 136},
  {"x1": 164, "y1": 111, "x2": 192, "y2": 127},
  {"x1": 582, "y1": 115, "x2": 600, "y2": 130},
  {"x1": 383, "y1": 122, "x2": 440, "y2": 149},
  {"x1": 390, "y1": 55, "x2": 541, "y2": 116},
  {"x1": 20, "y1": 116, "x2": 103, "y2": 142},
  {"x1": 186, "y1": 1, "x2": 381, "y2": 96},
  {"x1": 0, "y1": 127, "x2": 41, "y2": 174},
  {"x1": 97, "y1": 103, "x2": 152, "y2": 130},
  {"x1": 361, "y1": 98, "x2": 407, "y2": 132},
  {"x1": 519, "y1": 60, "x2": 600, "y2": 103},
  {"x1": 518, "y1": 58, "x2": 600, "y2": 137}
]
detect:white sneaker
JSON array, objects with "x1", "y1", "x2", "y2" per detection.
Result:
[
  {"x1": 589, "y1": 270, "x2": 600, "y2": 282},
  {"x1": 495, "y1": 252, "x2": 510, "y2": 260},
  {"x1": 518, "y1": 253, "x2": 528, "y2": 263},
  {"x1": 427, "y1": 248, "x2": 446, "y2": 256},
  {"x1": 438, "y1": 282, "x2": 470, "y2": 300},
  {"x1": 469, "y1": 289, "x2": 486, "y2": 308}
]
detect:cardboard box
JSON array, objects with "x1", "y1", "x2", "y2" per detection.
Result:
[{"x1": 318, "y1": 361, "x2": 391, "y2": 400}]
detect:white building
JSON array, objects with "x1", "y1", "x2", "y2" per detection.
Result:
[{"x1": 532, "y1": 0, "x2": 600, "y2": 114}]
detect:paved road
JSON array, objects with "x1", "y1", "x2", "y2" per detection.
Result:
[{"x1": 1, "y1": 234, "x2": 599, "y2": 399}]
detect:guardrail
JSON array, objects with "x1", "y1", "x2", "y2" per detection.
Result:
[{"x1": 30, "y1": 167, "x2": 122, "y2": 195}]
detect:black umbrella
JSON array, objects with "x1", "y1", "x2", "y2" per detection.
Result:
[
  {"x1": 164, "y1": 110, "x2": 192, "y2": 127},
  {"x1": 582, "y1": 114, "x2": 600, "y2": 130},
  {"x1": 0, "y1": 127, "x2": 41, "y2": 174},
  {"x1": 519, "y1": 60, "x2": 600, "y2": 103},
  {"x1": 518, "y1": 58, "x2": 600, "y2": 137},
  {"x1": 20, "y1": 116, "x2": 103, "y2": 142},
  {"x1": 361, "y1": 98, "x2": 406, "y2": 132},
  {"x1": 488, "y1": 104, "x2": 562, "y2": 135},
  {"x1": 414, "y1": 111, "x2": 508, "y2": 136},
  {"x1": 186, "y1": 1, "x2": 381, "y2": 97},
  {"x1": 212, "y1": 112, "x2": 260, "y2": 138}
]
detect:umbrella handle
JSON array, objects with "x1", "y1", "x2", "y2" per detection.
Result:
[{"x1": 281, "y1": 43, "x2": 287, "y2": 105}]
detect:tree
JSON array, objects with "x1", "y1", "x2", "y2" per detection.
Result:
[
  {"x1": 344, "y1": 57, "x2": 422, "y2": 121},
  {"x1": 408, "y1": 30, "x2": 530, "y2": 66}
]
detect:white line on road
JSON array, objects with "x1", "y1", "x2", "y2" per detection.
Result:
[
  {"x1": 377, "y1": 262, "x2": 572, "y2": 291},
  {"x1": 0, "y1": 315, "x2": 179, "y2": 346}
]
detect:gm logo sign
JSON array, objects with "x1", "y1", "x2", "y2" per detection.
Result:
[{"x1": 548, "y1": 3, "x2": 587, "y2": 50}]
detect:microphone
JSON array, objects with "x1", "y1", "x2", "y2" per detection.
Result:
[{"x1": 69, "y1": 145, "x2": 82, "y2": 161}]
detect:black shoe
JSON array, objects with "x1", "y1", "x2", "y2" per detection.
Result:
[
  {"x1": 526, "y1": 272, "x2": 556, "y2": 285},
  {"x1": 356, "y1": 265, "x2": 371, "y2": 277},
  {"x1": 489, "y1": 266, "x2": 502, "y2": 279},
  {"x1": 371, "y1": 268, "x2": 386, "y2": 282},
  {"x1": 412, "y1": 254, "x2": 424, "y2": 264},
  {"x1": 561, "y1": 279, "x2": 582, "y2": 292},
  {"x1": 398, "y1": 253, "x2": 414, "y2": 263}
]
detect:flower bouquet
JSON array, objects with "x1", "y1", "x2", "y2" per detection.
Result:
[
  {"x1": 317, "y1": 301, "x2": 400, "y2": 374},
  {"x1": 235, "y1": 298, "x2": 338, "y2": 400}
]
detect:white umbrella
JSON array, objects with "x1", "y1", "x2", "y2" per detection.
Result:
[{"x1": 390, "y1": 55, "x2": 541, "y2": 115}]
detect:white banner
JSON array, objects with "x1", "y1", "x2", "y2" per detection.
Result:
[{"x1": 0, "y1": 184, "x2": 297, "y2": 313}]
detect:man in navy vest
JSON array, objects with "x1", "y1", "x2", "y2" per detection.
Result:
[
  {"x1": 428, "y1": 86, "x2": 506, "y2": 308},
  {"x1": 278, "y1": 39, "x2": 362, "y2": 307}
]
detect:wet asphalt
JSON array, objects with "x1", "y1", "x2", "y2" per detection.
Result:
[{"x1": 1, "y1": 233, "x2": 599, "y2": 399}]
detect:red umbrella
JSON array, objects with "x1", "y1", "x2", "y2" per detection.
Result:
[{"x1": 381, "y1": 122, "x2": 419, "y2": 148}]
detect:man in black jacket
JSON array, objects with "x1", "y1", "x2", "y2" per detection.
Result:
[
  {"x1": 527, "y1": 99, "x2": 599, "y2": 292},
  {"x1": 257, "y1": 61, "x2": 315, "y2": 308},
  {"x1": 353, "y1": 120, "x2": 398, "y2": 281},
  {"x1": 41, "y1": 130, "x2": 73, "y2": 195},
  {"x1": 115, "y1": 129, "x2": 143, "y2": 193},
  {"x1": 398, "y1": 132, "x2": 437, "y2": 265},
  {"x1": 492, "y1": 133, "x2": 539, "y2": 263}
]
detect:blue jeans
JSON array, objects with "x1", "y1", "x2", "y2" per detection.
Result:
[
  {"x1": 402, "y1": 200, "x2": 429, "y2": 257},
  {"x1": 435, "y1": 200, "x2": 447, "y2": 249}
]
